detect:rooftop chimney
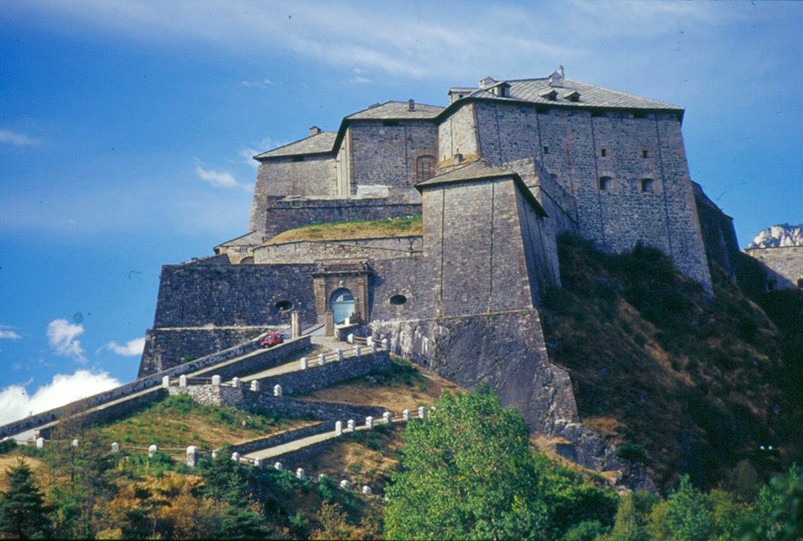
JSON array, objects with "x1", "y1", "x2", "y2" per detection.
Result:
[
  {"x1": 408, "y1": 99, "x2": 415, "y2": 111},
  {"x1": 309, "y1": 126, "x2": 321, "y2": 136}
]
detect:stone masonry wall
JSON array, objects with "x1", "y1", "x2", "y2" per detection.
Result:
[
  {"x1": 254, "y1": 236, "x2": 422, "y2": 264},
  {"x1": 448, "y1": 100, "x2": 712, "y2": 292},
  {"x1": 250, "y1": 155, "x2": 337, "y2": 232},
  {"x1": 347, "y1": 121, "x2": 439, "y2": 196},
  {"x1": 369, "y1": 255, "x2": 434, "y2": 322},
  {"x1": 437, "y1": 103, "x2": 479, "y2": 160},
  {"x1": 152, "y1": 262, "x2": 318, "y2": 328},
  {"x1": 693, "y1": 182, "x2": 741, "y2": 281},
  {"x1": 262, "y1": 196, "x2": 421, "y2": 240},
  {"x1": 744, "y1": 246, "x2": 803, "y2": 290}
]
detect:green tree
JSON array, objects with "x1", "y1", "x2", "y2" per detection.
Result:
[
  {"x1": 743, "y1": 465, "x2": 803, "y2": 541},
  {"x1": 0, "y1": 460, "x2": 52, "y2": 539},
  {"x1": 606, "y1": 492, "x2": 648, "y2": 541},
  {"x1": 384, "y1": 388, "x2": 548, "y2": 540}
]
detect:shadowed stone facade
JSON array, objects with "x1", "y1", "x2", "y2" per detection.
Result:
[{"x1": 141, "y1": 70, "x2": 740, "y2": 462}]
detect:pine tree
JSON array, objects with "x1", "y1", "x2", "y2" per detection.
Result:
[{"x1": 0, "y1": 460, "x2": 51, "y2": 539}]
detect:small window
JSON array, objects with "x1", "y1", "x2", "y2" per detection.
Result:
[
  {"x1": 642, "y1": 149, "x2": 649, "y2": 158},
  {"x1": 600, "y1": 148, "x2": 607, "y2": 157},
  {"x1": 641, "y1": 178, "x2": 655, "y2": 193},
  {"x1": 275, "y1": 300, "x2": 293, "y2": 312},
  {"x1": 389, "y1": 294, "x2": 407, "y2": 306},
  {"x1": 543, "y1": 145, "x2": 550, "y2": 155},
  {"x1": 415, "y1": 155, "x2": 437, "y2": 182},
  {"x1": 599, "y1": 176, "x2": 613, "y2": 191}
]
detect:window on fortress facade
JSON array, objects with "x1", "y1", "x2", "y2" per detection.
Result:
[
  {"x1": 642, "y1": 149, "x2": 649, "y2": 158},
  {"x1": 641, "y1": 178, "x2": 655, "y2": 193},
  {"x1": 599, "y1": 176, "x2": 613, "y2": 192},
  {"x1": 416, "y1": 155, "x2": 437, "y2": 182},
  {"x1": 543, "y1": 145, "x2": 550, "y2": 155},
  {"x1": 600, "y1": 148, "x2": 607, "y2": 157}
]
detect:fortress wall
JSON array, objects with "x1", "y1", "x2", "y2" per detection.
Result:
[
  {"x1": 369, "y1": 255, "x2": 435, "y2": 322},
  {"x1": 250, "y1": 155, "x2": 337, "y2": 232},
  {"x1": 263, "y1": 196, "x2": 421, "y2": 239},
  {"x1": 515, "y1": 188, "x2": 561, "y2": 303},
  {"x1": 347, "y1": 121, "x2": 439, "y2": 193},
  {"x1": 424, "y1": 177, "x2": 537, "y2": 317},
  {"x1": 467, "y1": 101, "x2": 712, "y2": 290},
  {"x1": 744, "y1": 246, "x2": 803, "y2": 290},
  {"x1": 140, "y1": 327, "x2": 271, "y2": 376},
  {"x1": 694, "y1": 183, "x2": 741, "y2": 280},
  {"x1": 152, "y1": 263, "x2": 318, "y2": 328},
  {"x1": 254, "y1": 236, "x2": 422, "y2": 264},
  {"x1": 438, "y1": 103, "x2": 479, "y2": 159}
]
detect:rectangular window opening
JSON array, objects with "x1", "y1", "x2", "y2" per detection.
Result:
[
  {"x1": 543, "y1": 145, "x2": 550, "y2": 154},
  {"x1": 600, "y1": 148, "x2": 607, "y2": 157}
]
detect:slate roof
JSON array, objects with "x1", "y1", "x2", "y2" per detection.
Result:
[
  {"x1": 463, "y1": 76, "x2": 682, "y2": 111},
  {"x1": 346, "y1": 101, "x2": 444, "y2": 120},
  {"x1": 254, "y1": 131, "x2": 337, "y2": 159}
]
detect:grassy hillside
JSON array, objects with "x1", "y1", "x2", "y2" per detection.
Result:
[{"x1": 540, "y1": 235, "x2": 802, "y2": 490}]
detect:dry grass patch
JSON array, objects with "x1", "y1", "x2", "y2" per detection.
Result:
[{"x1": 265, "y1": 215, "x2": 422, "y2": 245}]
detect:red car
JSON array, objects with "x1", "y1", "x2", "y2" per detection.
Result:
[{"x1": 260, "y1": 331, "x2": 284, "y2": 348}]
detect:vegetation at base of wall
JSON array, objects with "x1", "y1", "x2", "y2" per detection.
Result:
[
  {"x1": 265, "y1": 215, "x2": 423, "y2": 245},
  {"x1": 540, "y1": 234, "x2": 802, "y2": 490}
]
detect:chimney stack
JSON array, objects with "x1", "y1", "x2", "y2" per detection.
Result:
[
  {"x1": 408, "y1": 99, "x2": 415, "y2": 111},
  {"x1": 309, "y1": 125, "x2": 321, "y2": 136}
]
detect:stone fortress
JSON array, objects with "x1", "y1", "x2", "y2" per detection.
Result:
[{"x1": 139, "y1": 68, "x2": 785, "y2": 456}]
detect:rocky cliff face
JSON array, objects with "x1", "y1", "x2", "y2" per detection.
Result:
[{"x1": 748, "y1": 224, "x2": 803, "y2": 249}]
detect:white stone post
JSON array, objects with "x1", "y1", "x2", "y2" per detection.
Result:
[
  {"x1": 365, "y1": 416, "x2": 374, "y2": 430},
  {"x1": 71, "y1": 439, "x2": 79, "y2": 448},
  {"x1": 212, "y1": 375, "x2": 221, "y2": 386},
  {"x1": 300, "y1": 357, "x2": 308, "y2": 370},
  {"x1": 366, "y1": 336, "x2": 373, "y2": 348},
  {"x1": 111, "y1": 442, "x2": 120, "y2": 453},
  {"x1": 186, "y1": 446, "x2": 199, "y2": 468},
  {"x1": 231, "y1": 452, "x2": 240, "y2": 463},
  {"x1": 35, "y1": 437, "x2": 45, "y2": 449},
  {"x1": 296, "y1": 468, "x2": 305, "y2": 480},
  {"x1": 355, "y1": 346, "x2": 362, "y2": 358},
  {"x1": 347, "y1": 419, "x2": 355, "y2": 432},
  {"x1": 383, "y1": 411, "x2": 392, "y2": 424},
  {"x1": 337, "y1": 348, "x2": 344, "y2": 361},
  {"x1": 362, "y1": 485, "x2": 372, "y2": 495},
  {"x1": 179, "y1": 375, "x2": 187, "y2": 388},
  {"x1": 232, "y1": 377, "x2": 241, "y2": 388},
  {"x1": 418, "y1": 406, "x2": 426, "y2": 419},
  {"x1": 340, "y1": 479, "x2": 351, "y2": 489},
  {"x1": 347, "y1": 333, "x2": 354, "y2": 344},
  {"x1": 274, "y1": 384, "x2": 282, "y2": 397},
  {"x1": 335, "y1": 421, "x2": 343, "y2": 436},
  {"x1": 274, "y1": 462, "x2": 283, "y2": 471},
  {"x1": 250, "y1": 380, "x2": 260, "y2": 392},
  {"x1": 402, "y1": 409, "x2": 410, "y2": 421},
  {"x1": 211, "y1": 450, "x2": 218, "y2": 459},
  {"x1": 370, "y1": 341, "x2": 377, "y2": 353},
  {"x1": 344, "y1": 317, "x2": 351, "y2": 325},
  {"x1": 254, "y1": 458, "x2": 263, "y2": 468},
  {"x1": 148, "y1": 444, "x2": 157, "y2": 457},
  {"x1": 162, "y1": 376, "x2": 170, "y2": 388},
  {"x1": 381, "y1": 338, "x2": 389, "y2": 349},
  {"x1": 319, "y1": 353, "x2": 326, "y2": 365}
]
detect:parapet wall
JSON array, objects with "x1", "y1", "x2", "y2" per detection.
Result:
[
  {"x1": 744, "y1": 246, "x2": 803, "y2": 290},
  {"x1": 254, "y1": 236, "x2": 422, "y2": 264},
  {"x1": 263, "y1": 196, "x2": 421, "y2": 239}
]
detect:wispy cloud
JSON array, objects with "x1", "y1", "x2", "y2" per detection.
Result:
[
  {"x1": 241, "y1": 78, "x2": 275, "y2": 89},
  {"x1": 46, "y1": 319, "x2": 87, "y2": 363},
  {"x1": 0, "y1": 326, "x2": 21, "y2": 340},
  {"x1": 101, "y1": 337, "x2": 146, "y2": 357},
  {"x1": 0, "y1": 129, "x2": 40, "y2": 146},
  {"x1": 0, "y1": 370, "x2": 122, "y2": 425},
  {"x1": 195, "y1": 165, "x2": 240, "y2": 188}
]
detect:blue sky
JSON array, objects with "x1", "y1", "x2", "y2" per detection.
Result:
[{"x1": 1, "y1": 1, "x2": 801, "y2": 423}]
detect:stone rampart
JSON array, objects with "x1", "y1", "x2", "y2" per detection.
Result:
[
  {"x1": 262, "y1": 196, "x2": 421, "y2": 239},
  {"x1": 261, "y1": 350, "x2": 391, "y2": 395},
  {"x1": 744, "y1": 246, "x2": 803, "y2": 290},
  {"x1": 254, "y1": 236, "x2": 422, "y2": 264}
]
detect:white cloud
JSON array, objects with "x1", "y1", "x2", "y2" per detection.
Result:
[
  {"x1": 0, "y1": 326, "x2": 21, "y2": 340},
  {"x1": 241, "y1": 78, "x2": 275, "y2": 88},
  {"x1": 348, "y1": 76, "x2": 372, "y2": 85},
  {"x1": 195, "y1": 165, "x2": 240, "y2": 188},
  {"x1": 101, "y1": 337, "x2": 146, "y2": 356},
  {"x1": 46, "y1": 319, "x2": 87, "y2": 363},
  {"x1": 0, "y1": 129, "x2": 40, "y2": 146},
  {"x1": 0, "y1": 370, "x2": 122, "y2": 425}
]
